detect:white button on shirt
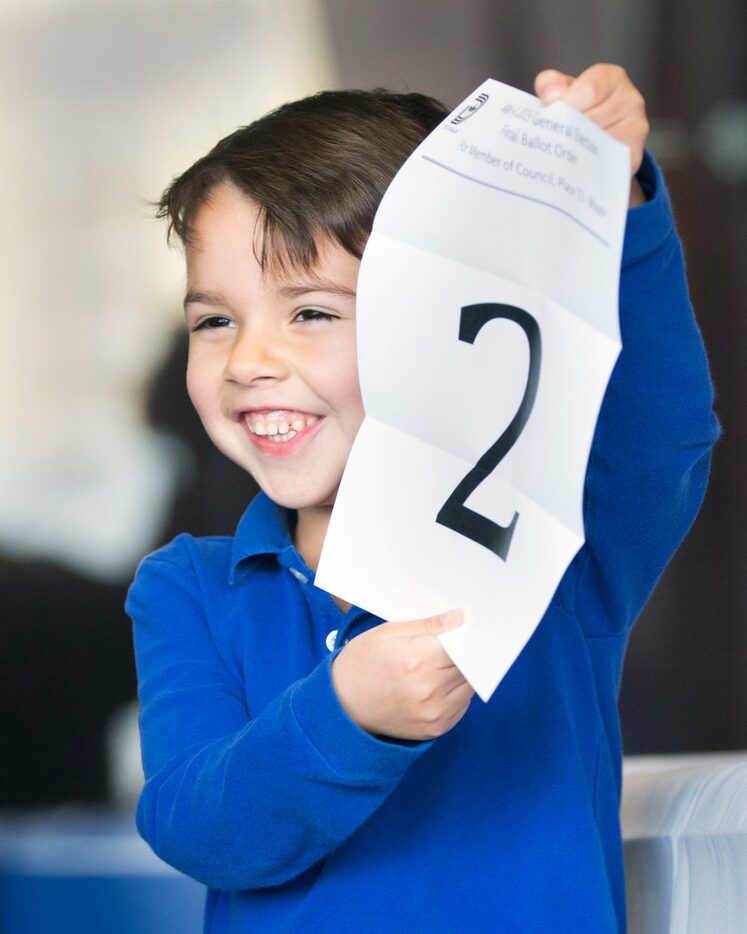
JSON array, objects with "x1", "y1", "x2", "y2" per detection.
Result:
[{"x1": 325, "y1": 630, "x2": 338, "y2": 652}]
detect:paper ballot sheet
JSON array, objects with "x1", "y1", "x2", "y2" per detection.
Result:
[{"x1": 315, "y1": 80, "x2": 630, "y2": 701}]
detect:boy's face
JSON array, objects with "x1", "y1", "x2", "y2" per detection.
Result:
[{"x1": 184, "y1": 183, "x2": 365, "y2": 511}]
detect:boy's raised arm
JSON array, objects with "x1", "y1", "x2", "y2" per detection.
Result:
[
  {"x1": 554, "y1": 153, "x2": 718, "y2": 634},
  {"x1": 529, "y1": 65, "x2": 718, "y2": 633}
]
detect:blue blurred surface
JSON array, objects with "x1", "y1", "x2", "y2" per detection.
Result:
[{"x1": 0, "y1": 810, "x2": 204, "y2": 934}]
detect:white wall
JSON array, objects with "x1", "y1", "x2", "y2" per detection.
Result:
[{"x1": 0, "y1": 0, "x2": 335, "y2": 578}]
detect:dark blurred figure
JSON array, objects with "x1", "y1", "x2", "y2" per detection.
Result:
[{"x1": 0, "y1": 556, "x2": 135, "y2": 807}]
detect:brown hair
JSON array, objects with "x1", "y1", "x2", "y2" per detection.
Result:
[{"x1": 156, "y1": 89, "x2": 448, "y2": 269}]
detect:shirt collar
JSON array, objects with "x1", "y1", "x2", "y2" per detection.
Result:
[{"x1": 229, "y1": 492, "x2": 296, "y2": 582}]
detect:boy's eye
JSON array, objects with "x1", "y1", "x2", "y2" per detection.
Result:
[
  {"x1": 293, "y1": 308, "x2": 337, "y2": 323},
  {"x1": 191, "y1": 315, "x2": 234, "y2": 332}
]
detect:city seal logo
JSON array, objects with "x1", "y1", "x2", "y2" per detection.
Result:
[{"x1": 451, "y1": 92, "x2": 489, "y2": 125}]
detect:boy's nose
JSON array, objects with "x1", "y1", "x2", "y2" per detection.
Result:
[{"x1": 223, "y1": 329, "x2": 291, "y2": 386}]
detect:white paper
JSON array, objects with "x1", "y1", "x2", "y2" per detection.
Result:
[{"x1": 315, "y1": 79, "x2": 630, "y2": 701}]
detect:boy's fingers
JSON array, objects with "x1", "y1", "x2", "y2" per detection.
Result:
[
  {"x1": 579, "y1": 94, "x2": 647, "y2": 174},
  {"x1": 384, "y1": 608, "x2": 464, "y2": 639},
  {"x1": 557, "y1": 63, "x2": 628, "y2": 114},
  {"x1": 440, "y1": 666, "x2": 472, "y2": 690},
  {"x1": 582, "y1": 80, "x2": 646, "y2": 128},
  {"x1": 446, "y1": 681, "x2": 475, "y2": 720},
  {"x1": 445, "y1": 678, "x2": 475, "y2": 703},
  {"x1": 535, "y1": 68, "x2": 573, "y2": 104},
  {"x1": 537, "y1": 65, "x2": 644, "y2": 124},
  {"x1": 442, "y1": 682, "x2": 476, "y2": 728},
  {"x1": 535, "y1": 63, "x2": 647, "y2": 176},
  {"x1": 433, "y1": 608, "x2": 463, "y2": 632}
]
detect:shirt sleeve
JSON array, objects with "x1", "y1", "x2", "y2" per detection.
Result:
[
  {"x1": 554, "y1": 152, "x2": 720, "y2": 636},
  {"x1": 126, "y1": 541, "x2": 430, "y2": 891}
]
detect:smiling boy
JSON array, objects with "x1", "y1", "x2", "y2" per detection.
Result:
[{"x1": 127, "y1": 66, "x2": 717, "y2": 932}]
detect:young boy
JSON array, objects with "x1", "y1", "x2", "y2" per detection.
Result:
[{"x1": 127, "y1": 65, "x2": 717, "y2": 932}]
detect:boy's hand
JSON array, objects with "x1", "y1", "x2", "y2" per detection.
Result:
[
  {"x1": 534, "y1": 64, "x2": 649, "y2": 207},
  {"x1": 331, "y1": 610, "x2": 474, "y2": 742}
]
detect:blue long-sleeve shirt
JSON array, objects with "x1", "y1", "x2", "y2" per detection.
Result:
[{"x1": 127, "y1": 154, "x2": 718, "y2": 933}]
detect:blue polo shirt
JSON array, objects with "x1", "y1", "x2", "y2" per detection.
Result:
[{"x1": 127, "y1": 154, "x2": 718, "y2": 933}]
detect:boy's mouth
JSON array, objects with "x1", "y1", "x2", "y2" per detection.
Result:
[{"x1": 242, "y1": 410, "x2": 321, "y2": 445}]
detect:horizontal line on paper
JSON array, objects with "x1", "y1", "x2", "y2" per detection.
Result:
[{"x1": 420, "y1": 155, "x2": 610, "y2": 248}]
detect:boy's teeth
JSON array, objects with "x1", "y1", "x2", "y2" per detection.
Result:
[{"x1": 246, "y1": 412, "x2": 319, "y2": 436}]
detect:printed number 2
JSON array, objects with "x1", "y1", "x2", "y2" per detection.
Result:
[{"x1": 436, "y1": 303, "x2": 541, "y2": 561}]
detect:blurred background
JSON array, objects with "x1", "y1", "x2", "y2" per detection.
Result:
[{"x1": 0, "y1": 0, "x2": 744, "y2": 931}]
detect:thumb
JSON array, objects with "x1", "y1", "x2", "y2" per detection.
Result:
[
  {"x1": 534, "y1": 68, "x2": 573, "y2": 104},
  {"x1": 384, "y1": 609, "x2": 464, "y2": 638}
]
